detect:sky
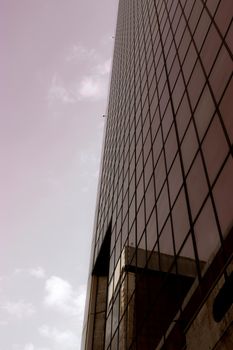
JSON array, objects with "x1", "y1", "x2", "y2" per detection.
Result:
[{"x1": 0, "y1": 1, "x2": 118, "y2": 349}]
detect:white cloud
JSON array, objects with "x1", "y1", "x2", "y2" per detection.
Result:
[
  {"x1": 54, "y1": 45, "x2": 111, "y2": 103},
  {"x1": 24, "y1": 344, "x2": 34, "y2": 350},
  {"x1": 96, "y1": 58, "x2": 112, "y2": 75},
  {"x1": 48, "y1": 75, "x2": 75, "y2": 105},
  {"x1": 24, "y1": 343, "x2": 50, "y2": 350},
  {"x1": 2, "y1": 301, "x2": 35, "y2": 319},
  {"x1": 78, "y1": 76, "x2": 103, "y2": 100},
  {"x1": 44, "y1": 276, "x2": 72, "y2": 308},
  {"x1": 39, "y1": 325, "x2": 78, "y2": 348},
  {"x1": 48, "y1": 49, "x2": 112, "y2": 105},
  {"x1": 66, "y1": 45, "x2": 98, "y2": 62},
  {"x1": 29, "y1": 267, "x2": 46, "y2": 279},
  {"x1": 44, "y1": 276, "x2": 86, "y2": 320},
  {"x1": 48, "y1": 69, "x2": 108, "y2": 104},
  {"x1": 14, "y1": 267, "x2": 45, "y2": 279},
  {"x1": 76, "y1": 58, "x2": 111, "y2": 101},
  {"x1": 74, "y1": 286, "x2": 86, "y2": 317}
]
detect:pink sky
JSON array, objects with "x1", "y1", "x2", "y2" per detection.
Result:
[{"x1": 0, "y1": 0, "x2": 118, "y2": 348}]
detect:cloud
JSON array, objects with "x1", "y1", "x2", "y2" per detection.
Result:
[
  {"x1": 48, "y1": 71, "x2": 108, "y2": 104},
  {"x1": 77, "y1": 69, "x2": 110, "y2": 101},
  {"x1": 29, "y1": 267, "x2": 46, "y2": 279},
  {"x1": 2, "y1": 301, "x2": 35, "y2": 319},
  {"x1": 44, "y1": 276, "x2": 72, "y2": 309},
  {"x1": 78, "y1": 76, "x2": 103, "y2": 100},
  {"x1": 74, "y1": 286, "x2": 86, "y2": 317},
  {"x1": 14, "y1": 267, "x2": 45, "y2": 279},
  {"x1": 66, "y1": 45, "x2": 98, "y2": 62},
  {"x1": 39, "y1": 325, "x2": 78, "y2": 348},
  {"x1": 24, "y1": 344, "x2": 50, "y2": 350},
  {"x1": 48, "y1": 75, "x2": 75, "y2": 105},
  {"x1": 48, "y1": 49, "x2": 112, "y2": 105},
  {"x1": 42, "y1": 277, "x2": 85, "y2": 350},
  {"x1": 76, "y1": 58, "x2": 112, "y2": 101},
  {"x1": 24, "y1": 344, "x2": 34, "y2": 350},
  {"x1": 43, "y1": 276, "x2": 86, "y2": 320},
  {"x1": 96, "y1": 58, "x2": 112, "y2": 75}
]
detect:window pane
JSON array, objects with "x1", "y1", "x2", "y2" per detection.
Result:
[
  {"x1": 187, "y1": 61, "x2": 206, "y2": 110},
  {"x1": 181, "y1": 121, "x2": 198, "y2": 174},
  {"x1": 159, "y1": 217, "x2": 174, "y2": 256},
  {"x1": 157, "y1": 183, "x2": 169, "y2": 233},
  {"x1": 194, "y1": 85, "x2": 215, "y2": 141},
  {"x1": 172, "y1": 188, "x2": 190, "y2": 252},
  {"x1": 164, "y1": 124, "x2": 178, "y2": 171},
  {"x1": 209, "y1": 46, "x2": 233, "y2": 103},
  {"x1": 200, "y1": 25, "x2": 221, "y2": 75},
  {"x1": 155, "y1": 152, "x2": 166, "y2": 195},
  {"x1": 168, "y1": 154, "x2": 183, "y2": 205},
  {"x1": 202, "y1": 116, "x2": 229, "y2": 184},
  {"x1": 219, "y1": 77, "x2": 233, "y2": 144},
  {"x1": 146, "y1": 208, "x2": 157, "y2": 251},
  {"x1": 187, "y1": 153, "x2": 209, "y2": 220},
  {"x1": 194, "y1": 198, "x2": 220, "y2": 262},
  {"x1": 214, "y1": 0, "x2": 233, "y2": 36},
  {"x1": 176, "y1": 93, "x2": 191, "y2": 141},
  {"x1": 213, "y1": 156, "x2": 233, "y2": 237}
]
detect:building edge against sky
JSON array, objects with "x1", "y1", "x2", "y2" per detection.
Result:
[{"x1": 82, "y1": 0, "x2": 233, "y2": 349}]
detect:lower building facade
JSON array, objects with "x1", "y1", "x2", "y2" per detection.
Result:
[{"x1": 82, "y1": 0, "x2": 233, "y2": 349}]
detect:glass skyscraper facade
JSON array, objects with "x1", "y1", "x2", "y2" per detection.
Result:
[{"x1": 82, "y1": 0, "x2": 233, "y2": 349}]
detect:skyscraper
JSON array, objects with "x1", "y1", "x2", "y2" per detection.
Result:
[{"x1": 82, "y1": 0, "x2": 233, "y2": 349}]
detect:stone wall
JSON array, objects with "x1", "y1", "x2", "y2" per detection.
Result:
[{"x1": 186, "y1": 267, "x2": 233, "y2": 350}]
